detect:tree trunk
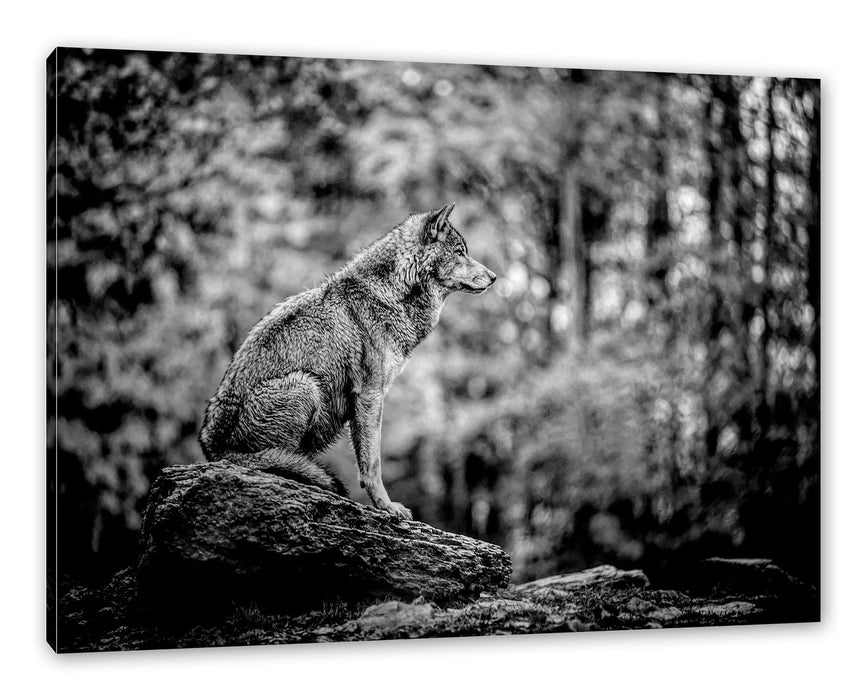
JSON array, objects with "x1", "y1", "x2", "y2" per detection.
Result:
[
  {"x1": 558, "y1": 160, "x2": 588, "y2": 347},
  {"x1": 702, "y1": 80, "x2": 724, "y2": 459},
  {"x1": 647, "y1": 75, "x2": 673, "y2": 346},
  {"x1": 715, "y1": 75, "x2": 755, "y2": 443},
  {"x1": 543, "y1": 193, "x2": 562, "y2": 357},
  {"x1": 806, "y1": 81, "x2": 820, "y2": 385},
  {"x1": 718, "y1": 76, "x2": 749, "y2": 251},
  {"x1": 648, "y1": 75, "x2": 671, "y2": 255},
  {"x1": 704, "y1": 85, "x2": 722, "y2": 242},
  {"x1": 757, "y1": 78, "x2": 777, "y2": 437},
  {"x1": 578, "y1": 214, "x2": 591, "y2": 344},
  {"x1": 137, "y1": 462, "x2": 512, "y2": 613}
]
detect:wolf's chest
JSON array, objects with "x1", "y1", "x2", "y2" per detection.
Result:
[
  {"x1": 353, "y1": 342, "x2": 406, "y2": 395},
  {"x1": 381, "y1": 346, "x2": 406, "y2": 391}
]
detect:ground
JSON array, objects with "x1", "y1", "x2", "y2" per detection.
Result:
[{"x1": 57, "y1": 561, "x2": 818, "y2": 652}]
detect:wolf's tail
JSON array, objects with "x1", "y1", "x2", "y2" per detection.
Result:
[{"x1": 219, "y1": 448, "x2": 348, "y2": 496}]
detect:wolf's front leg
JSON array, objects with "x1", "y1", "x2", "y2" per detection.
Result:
[{"x1": 350, "y1": 390, "x2": 412, "y2": 520}]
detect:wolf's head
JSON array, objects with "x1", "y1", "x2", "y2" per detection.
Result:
[{"x1": 417, "y1": 203, "x2": 497, "y2": 294}]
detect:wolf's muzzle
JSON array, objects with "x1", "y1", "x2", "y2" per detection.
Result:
[{"x1": 466, "y1": 264, "x2": 496, "y2": 293}]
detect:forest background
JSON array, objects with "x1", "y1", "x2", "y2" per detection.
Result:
[{"x1": 47, "y1": 49, "x2": 820, "y2": 589}]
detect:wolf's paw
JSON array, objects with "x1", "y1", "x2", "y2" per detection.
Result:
[{"x1": 384, "y1": 501, "x2": 413, "y2": 520}]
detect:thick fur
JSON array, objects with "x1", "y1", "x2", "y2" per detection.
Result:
[{"x1": 199, "y1": 204, "x2": 496, "y2": 518}]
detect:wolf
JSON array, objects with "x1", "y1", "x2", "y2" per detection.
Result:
[{"x1": 199, "y1": 203, "x2": 496, "y2": 519}]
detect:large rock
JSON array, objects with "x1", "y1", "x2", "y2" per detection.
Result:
[{"x1": 137, "y1": 462, "x2": 512, "y2": 612}]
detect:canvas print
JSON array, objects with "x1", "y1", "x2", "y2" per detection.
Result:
[{"x1": 47, "y1": 48, "x2": 820, "y2": 652}]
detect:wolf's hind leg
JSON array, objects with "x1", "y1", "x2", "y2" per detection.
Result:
[
  {"x1": 225, "y1": 372, "x2": 347, "y2": 495},
  {"x1": 234, "y1": 371, "x2": 321, "y2": 453}
]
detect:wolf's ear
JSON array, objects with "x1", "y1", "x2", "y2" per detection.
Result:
[{"x1": 424, "y1": 203, "x2": 456, "y2": 242}]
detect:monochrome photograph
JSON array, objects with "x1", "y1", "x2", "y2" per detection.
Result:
[{"x1": 47, "y1": 47, "x2": 820, "y2": 652}]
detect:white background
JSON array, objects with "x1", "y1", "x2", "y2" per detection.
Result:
[{"x1": 2, "y1": 1, "x2": 863, "y2": 697}]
